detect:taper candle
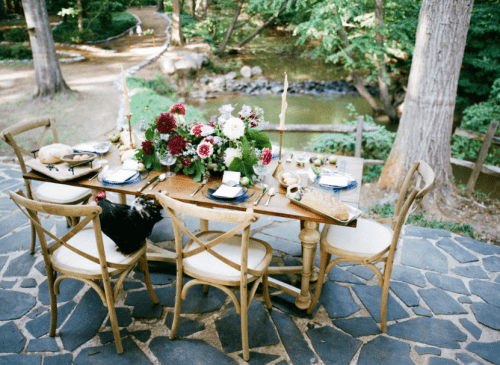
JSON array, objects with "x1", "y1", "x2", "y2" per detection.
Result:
[
  {"x1": 279, "y1": 72, "x2": 288, "y2": 130},
  {"x1": 121, "y1": 65, "x2": 131, "y2": 115}
]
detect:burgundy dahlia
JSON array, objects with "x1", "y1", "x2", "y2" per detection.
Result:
[
  {"x1": 170, "y1": 104, "x2": 186, "y2": 115},
  {"x1": 181, "y1": 157, "x2": 191, "y2": 167},
  {"x1": 168, "y1": 135, "x2": 187, "y2": 156},
  {"x1": 142, "y1": 140, "x2": 154, "y2": 155},
  {"x1": 261, "y1": 148, "x2": 272, "y2": 165},
  {"x1": 156, "y1": 113, "x2": 177, "y2": 134}
]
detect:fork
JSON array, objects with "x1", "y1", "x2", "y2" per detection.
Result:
[
  {"x1": 286, "y1": 153, "x2": 294, "y2": 163},
  {"x1": 265, "y1": 188, "x2": 275, "y2": 206},
  {"x1": 191, "y1": 178, "x2": 208, "y2": 197}
]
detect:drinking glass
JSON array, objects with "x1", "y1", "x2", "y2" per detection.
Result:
[
  {"x1": 160, "y1": 154, "x2": 177, "y2": 178},
  {"x1": 94, "y1": 141, "x2": 110, "y2": 165},
  {"x1": 295, "y1": 152, "x2": 308, "y2": 167},
  {"x1": 253, "y1": 161, "x2": 267, "y2": 188}
]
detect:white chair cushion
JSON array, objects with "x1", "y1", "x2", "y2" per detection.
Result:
[
  {"x1": 34, "y1": 182, "x2": 91, "y2": 204},
  {"x1": 52, "y1": 228, "x2": 128, "y2": 273},
  {"x1": 324, "y1": 218, "x2": 393, "y2": 257},
  {"x1": 184, "y1": 232, "x2": 267, "y2": 282}
]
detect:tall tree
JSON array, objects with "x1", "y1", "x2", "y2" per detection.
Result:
[
  {"x1": 171, "y1": 0, "x2": 184, "y2": 45},
  {"x1": 22, "y1": 0, "x2": 71, "y2": 98},
  {"x1": 77, "y1": 0, "x2": 82, "y2": 30},
  {"x1": 379, "y1": 0, "x2": 474, "y2": 206},
  {"x1": 218, "y1": 0, "x2": 244, "y2": 53},
  {"x1": 157, "y1": 0, "x2": 164, "y2": 12},
  {"x1": 0, "y1": 0, "x2": 7, "y2": 19}
]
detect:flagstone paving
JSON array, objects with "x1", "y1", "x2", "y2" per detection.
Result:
[{"x1": 2, "y1": 163, "x2": 500, "y2": 365}]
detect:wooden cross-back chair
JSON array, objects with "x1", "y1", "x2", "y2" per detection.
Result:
[
  {"x1": 154, "y1": 193, "x2": 273, "y2": 361},
  {"x1": 9, "y1": 190, "x2": 159, "y2": 354},
  {"x1": 307, "y1": 160, "x2": 435, "y2": 332},
  {"x1": 1, "y1": 117, "x2": 92, "y2": 254}
]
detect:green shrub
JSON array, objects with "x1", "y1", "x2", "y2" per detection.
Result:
[
  {"x1": 3, "y1": 27, "x2": 29, "y2": 42},
  {"x1": 127, "y1": 74, "x2": 177, "y2": 98},
  {"x1": 0, "y1": 44, "x2": 32, "y2": 60}
]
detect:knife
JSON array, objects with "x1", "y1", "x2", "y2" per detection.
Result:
[
  {"x1": 137, "y1": 175, "x2": 159, "y2": 192},
  {"x1": 253, "y1": 187, "x2": 268, "y2": 206}
]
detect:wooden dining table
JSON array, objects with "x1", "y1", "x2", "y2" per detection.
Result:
[{"x1": 22, "y1": 138, "x2": 364, "y2": 310}]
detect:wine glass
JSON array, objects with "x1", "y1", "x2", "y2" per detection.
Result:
[
  {"x1": 295, "y1": 152, "x2": 308, "y2": 167},
  {"x1": 160, "y1": 154, "x2": 177, "y2": 178},
  {"x1": 94, "y1": 141, "x2": 110, "y2": 165},
  {"x1": 253, "y1": 161, "x2": 267, "y2": 189}
]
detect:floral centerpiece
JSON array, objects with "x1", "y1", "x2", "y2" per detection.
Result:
[{"x1": 135, "y1": 103, "x2": 273, "y2": 183}]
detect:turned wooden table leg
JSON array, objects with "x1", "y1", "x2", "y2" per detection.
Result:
[
  {"x1": 118, "y1": 193, "x2": 127, "y2": 205},
  {"x1": 295, "y1": 220, "x2": 320, "y2": 309}
]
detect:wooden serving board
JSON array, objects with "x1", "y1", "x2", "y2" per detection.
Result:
[{"x1": 25, "y1": 158, "x2": 101, "y2": 182}]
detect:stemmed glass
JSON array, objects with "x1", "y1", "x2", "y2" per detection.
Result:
[
  {"x1": 253, "y1": 161, "x2": 267, "y2": 189},
  {"x1": 160, "y1": 154, "x2": 177, "y2": 178},
  {"x1": 94, "y1": 141, "x2": 110, "y2": 165},
  {"x1": 295, "y1": 152, "x2": 308, "y2": 167}
]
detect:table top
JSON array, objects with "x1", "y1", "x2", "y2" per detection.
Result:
[{"x1": 23, "y1": 139, "x2": 364, "y2": 225}]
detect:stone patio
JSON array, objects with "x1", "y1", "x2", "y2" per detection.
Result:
[{"x1": 1, "y1": 161, "x2": 500, "y2": 365}]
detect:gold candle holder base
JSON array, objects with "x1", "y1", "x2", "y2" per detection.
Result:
[
  {"x1": 272, "y1": 129, "x2": 285, "y2": 179},
  {"x1": 125, "y1": 113, "x2": 134, "y2": 148}
]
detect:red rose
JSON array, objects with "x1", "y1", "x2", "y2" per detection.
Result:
[
  {"x1": 156, "y1": 113, "x2": 176, "y2": 134},
  {"x1": 261, "y1": 148, "x2": 272, "y2": 165},
  {"x1": 168, "y1": 135, "x2": 187, "y2": 156},
  {"x1": 142, "y1": 140, "x2": 154, "y2": 155},
  {"x1": 170, "y1": 104, "x2": 186, "y2": 115}
]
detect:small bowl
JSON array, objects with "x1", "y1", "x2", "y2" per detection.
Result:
[
  {"x1": 61, "y1": 153, "x2": 97, "y2": 165},
  {"x1": 278, "y1": 171, "x2": 301, "y2": 188}
]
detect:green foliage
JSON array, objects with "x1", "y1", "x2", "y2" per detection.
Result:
[
  {"x1": 0, "y1": 44, "x2": 32, "y2": 60},
  {"x1": 3, "y1": 27, "x2": 29, "y2": 42},
  {"x1": 246, "y1": 0, "x2": 310, "y2": 26}
]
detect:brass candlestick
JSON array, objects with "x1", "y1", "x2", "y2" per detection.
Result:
[
  {"x1": 272, "y1": 129, "x2": 285, "y2": 179},
  {"x1": 125, "y1": 113, "x2": 134, "y2": 148}
]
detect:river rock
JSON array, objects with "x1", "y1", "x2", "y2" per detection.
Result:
[
  {"x1": 175, "y1": 60, "x2": 197, "y2": 74},
  {"x1": 160, "y1": 58, "x2": 176, "y2": 75},
  {"x1": 225, "y1": 71, "x2": 237, "y2": 80},
  {"x1": 182, "y1": 53, "x2": 207, "y2": 70},
  {"x1": 251, "y1": 66, "x2": 263, "y2": 75},
  {"x1": 240, "y1": 66, "x2": 252, "y2": 78}
]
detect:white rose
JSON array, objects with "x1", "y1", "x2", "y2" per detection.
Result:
[
  {"x1": 200, "y1": 125, "x2": 215, "y2": 136},
  {"x1": 224, "y1": 147, "x2": 242, "y2": 167},
  {"x1": 223, "y1": 117, "x2": 245, "y2": 140},
  {"x1": 239, "y1": 105, "x2": 252, "y2": 118},
  {"x1": 218, "y1": 104, "x2": 234, "y2": 119}
]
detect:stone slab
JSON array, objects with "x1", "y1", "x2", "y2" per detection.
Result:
[
  {"x1": 426, "y1": 272, "x2": 470, "y2": 295},
  {"x1": 391, "y1": 264, "x2": 427, "y2": 287},
  {"x1": 429, "y1": 359, "x2": 459, "y2": 365},
  {"x1": 414, "y1": 346, "x2": 441, "y2": 355},
  {"x1": 252, "y1": 233, "x2": 302, "y2": 256},
  {"x1": 387, "y1": 317, "x2": 467, "y2": 349},
  {"x1": 133, "y1": 261, "x2": 176, "y2": 285},
  {"x1": 271, "y1": 293, "x2": 319, "y2": 319},
  {"x1": 74, "y1": 337, "x2": 154, "y2": 365},
  {"x1": 0, "y1": 322, "x2": 26, "y2": 353},
  {"x1": 2, "y1": 168, "x2": 22, "y2": 178},
  {"x1": 307, "y1": 326, "x2": 362, "y2": 364},
  {"x1": 42, "y1": 354, "x2": 73, "y2": 365},
  {"x1": 0, "y1": 355, "x2": 41, "y2": 365},
  {"x1": 419, "y1": 288, "x2": 467, "y2": 315},
  {"x1": 262, "y1": 222, "x2": 301, "y2": 244},
  {"x1": 404, "y1": 226, "x2": 450, "y2": 240},
  {"x1": 0, "y1": 289, "x2": 36, "y2": 320},
  {"x1": 455, "y1": 353, "x2": 485, "y2": 364},
  {"x1": 412, "y1": 307, "x2": 433, "y2": 317},
  {"x1": 401, "y1": 238, "x2": 448, "y2": 273},
  {"x1": 346, "y1": 265, "x2": 375, "y2": 280},
  {"x1": 452, "y1": 265, "x2": 489, "y2": 279},
  {"x1": 0, "y1": 256, "x2": 7, "y2": 271},
  {"x1": 59, "y1": 289, "x2": 108, "y2": 351},
  {"x1": 150, "y1": 336, "x2": 238, "y2": 365},
  {"x1": 38, "y1": 278, "x2": 84, "y2": 305},
  {"x1": 318, "y1": 282, "x2": 360, "y2": 319},
  {"x1": 148, "y1": 218, "x2": 175, "y2": 242},
  {"x1": 458, "y1": 296, "x2": 472, "y2": 304},
  {"x1": 0, "y1": 212, "x2": 27, "y2": 238},
  {"x1": 0, "y1": 179, "x2": 22, "y2": 192},
  {"x1": 469, "y1": 280, "x2": 500, "y2": 308},
  {"x1": 0, "y1": 196, "x2": 19, "y2": 212},
  {"x1": 332, "y1": 317, "x2": 381, "y2": 337},
  {"x1": 357, "y1": 336, "x2": 413, "y2": 365},
  {"x1": 352, "y1": 284, "x2": 409, "y2": 323},
  {"x1": 25, "y1": 301, "x2": 76, "y2": 338},
  {"x1": 496, "y1": 274, "x2": 500, "y2": 283},
  {"x1": 271, "y1": 311, "x2": 316, "y2": 365},
  {"x1": 20, "y1": 278, "x2": 37, "y2": 288},
  {"x1": 105, "y1": 307, "x2": 132, "y2": 327},
  {"x1": 166, "y1": 312, "x2": 205, "y2": 337},
  {"x1": 483, "y1": 256, "x2": 500, "y2": 272},
  {"x1": 455, "y1": 237, "x2": 500, "y2": 255},
  {"x1": 3, "y1": 251, "x2": 37, "y2": 277},
  {"x1": 215, "y1": 300, "x2": 279, "y2": 353},
  {"x1": 471, "y1": 302, "x2": 500, "y2": 330},
  {"x1": 459, "y1": 318, "x2": 482, "y2": 340},
  {"x1": 123, "y1": 281, "x2": 144, "y2": 290},
  {"x1": 436, "y1": 238, "x2": 479, "y2": 263},
  {"x1": 0, "y1": 227, "x2": 37, "y2": 253},
  {"x1": 0, "y1": 281, "x2": 16, "y2": 289},
  {"x1": 132, "y1": 330, "x2": 151, "y2": 342},
  {"x1": 390, "y1": 281, "x2": 420, "y2": 307},
  {"x1": 99, "y1": 328, "x2": 129, "y2": 344},
  {"x1": 466, "y1": 341, "x2": 500, "y2": 365},
  {"x1": 328, "y1": 265, "x2": 364, "y2": 284},
  {"x1": 26, "y1": 337, "x2": 59, "y2": 352},
  {"x1": 238, "y1": 352, "x2": 280, "y2": 365}
]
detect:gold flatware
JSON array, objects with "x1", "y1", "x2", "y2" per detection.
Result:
[
  {"x1": 265, "y1": 188, "x2": 275, "y2": 206},
  {"x1": 253, "y1": 186, "x2": 268, "y2": 206},
  {"x1": 137, "y1": 175, "x2": 159, "y2": 193},
  {"x1": 149, "y1": 173, "x2": 166, "y2": 190},
  {"x1": 191, "y1": 178, "x2": 208, "y2": 197}
]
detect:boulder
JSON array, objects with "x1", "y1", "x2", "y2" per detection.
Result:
[
  {"x1": 160, "y1": 58, "x2": 176, "y2": 75},
  {"x1": 240, "y1": 66, "x2": 252, "y2": 78},
  {"x1": 225, "y1": 71, "x2": 237, "y2": 80},
  {"x1": 251, "y1": 66, "x2": 263, "y2": 75},
  {"x1": 175, "y1": 60, "x2": 197, "y2": 76},
  {"x1": 182, "y1": 53, "x2": 208, "y2": 70}
]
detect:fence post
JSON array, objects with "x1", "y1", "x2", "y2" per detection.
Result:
[
  {"x1": 465, "y1": 119, "x2": 499, "y2": 196},
  {"x1": 355, "y1": 116, "x2": 364, "y2": 158}
]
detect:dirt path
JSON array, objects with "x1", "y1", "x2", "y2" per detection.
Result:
[{"x1": 0, "y1": 7, "x2": 168, "y2": 155}]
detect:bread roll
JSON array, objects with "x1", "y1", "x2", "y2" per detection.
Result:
[
  {"x1": 38, "y1": 143, "x2": 73, "y2": 164},
  {"x1": 300, "y1": 191, "x2": 349, "y2": 221}
]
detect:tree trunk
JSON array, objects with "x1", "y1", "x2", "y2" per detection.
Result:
[
  {"x1": 14, "y1": 0, "x2": 21, "y2": 13},
  {"x1": 22, "y1": 0, "x2": 71, "y2": 98},
  {"x1": 171, "y1": 0, "x2": 184, "y2": 45},
  {"x1": 0, "y1": 0, "x2": 7, "y2": 19},
  {"x1": 238, "y1": 0, "x2": 296, "y2": 48},
  {"x1": 77, "y1": 0, "x2": 83, "y2": 31},
  {"x1": 202, "y1": 0, "x2": 207, "y2": 19},
  {"x1": 157, "y1": 0, "x2": 164, "y2": 12},
  {"x1": 379, "y1": 0, "x2": 473, "y2": 206},
  {"x1": 190, "y1": 0, "x2": 195, "y2": 17},
  {"x1": 217, "y1": 0, "x2": 243, "y2": 54},
  {"x1": 374, "y1": 0, "x2": 398, "y2": 122}
]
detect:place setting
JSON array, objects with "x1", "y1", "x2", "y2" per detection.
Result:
[{"x1": 201, "y1": 171, "x2": 256, "y2": 204}]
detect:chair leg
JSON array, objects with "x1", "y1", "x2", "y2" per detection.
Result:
[
  {"x1": 103, "y1": 279, "x2": 123, "y2": 354},
  {"x1": 47, "y1": 269, "x2": 58, "y2": 337},
  {"x1": 203, "y1": 284, "x2": 209, "y2": 294},
  {"x1": 307, "y1": 251, "x2": 330, "y2": 314},
  {"x1": 141, "y1": 255, "x2": 159, "y2": 304},
  {"x1": 380, "y1": 279, "x2": 390, "y2": 333},
  {"x1": 240, "y1": 285, "x2": 249, "y2": 361},
  {"x1": 29, "y1": 222, "x2": 36, "y2": 254},
  {"x1": 169, "y1": 269, "x2": 184, "y2": 340},
  {"x1": 262, "y1": 273, "x2": 272, "y2": 310}
]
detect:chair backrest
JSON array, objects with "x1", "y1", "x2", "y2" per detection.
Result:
[
  {"x1": 9, "y1": 190, "x2": 128, "y2": 274},
  {"x1": 154, "y1": 192, "x2": 260, "y2": 277},
  {"x1": 1, "y1": 117, "x2": 59, "y2": 198}
]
